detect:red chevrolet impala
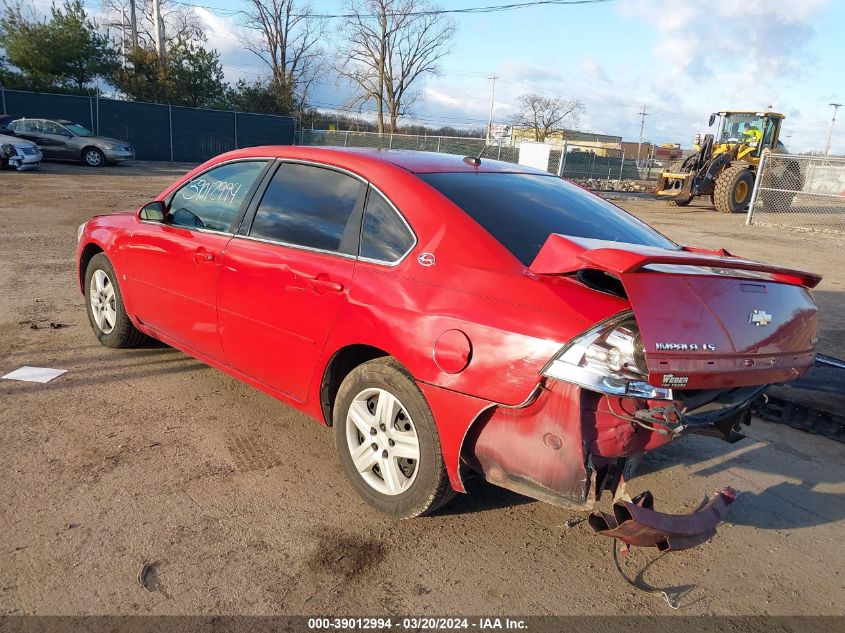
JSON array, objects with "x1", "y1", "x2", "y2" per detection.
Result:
[{"x1": 76, "y1": 147, "x2": 820, "y2": 550}]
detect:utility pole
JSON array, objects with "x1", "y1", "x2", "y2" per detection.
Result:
[
  {"x1": 151, "y1": 0, "x2": 165, "y2": 59},
  {"x1": 636, "y1": 105, "x2": 650, "y2": 167},
  {"x1": 486, "y1": 75, "x2": 498, "y2": 145},
  {"x1": 824, "y1": 103, "x2": 843, "y2": 156},
  {"x1": 128, "y1": 0, "x2": 138, "y2": 49},
  {"x1": 120, "y1": 6, "x2": 126, "y2": 67}
]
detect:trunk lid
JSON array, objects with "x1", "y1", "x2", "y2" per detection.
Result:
[{"x1": 531, "y1": 235, "x2": 820, "y2": 389}]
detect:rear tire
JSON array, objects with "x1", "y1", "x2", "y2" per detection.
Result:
[
  {"x1": 714, "y1": 165, "x2": 754, "y2": 213},
  {"x1": 333, "y1": 357, "x2": 454, "y2": 518},
  {"x1": 84, "y1": 253, "x2": 147, "y2": 348}
]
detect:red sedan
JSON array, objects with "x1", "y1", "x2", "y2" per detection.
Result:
[{"x1": 76, "y1": 147, "x2": 820, "y2": 549}]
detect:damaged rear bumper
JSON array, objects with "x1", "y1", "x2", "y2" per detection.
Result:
[
  {"x1": 588, "y1": 488, "x2": 737, "y2": 551},
  {"x1": 462, "y1": 379, "x2": 755, "y2": 548}
]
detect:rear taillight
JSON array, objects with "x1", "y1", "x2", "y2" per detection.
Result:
[{"x1": 542, "y1": 311, "x2": 671, "y2": 400}]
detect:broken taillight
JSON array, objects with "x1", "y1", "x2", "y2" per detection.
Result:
[{"x1": 542, "y1": 311, "x2": 671, "y2": 400}]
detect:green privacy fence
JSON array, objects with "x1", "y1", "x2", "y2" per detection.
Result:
[{"x1": 0, "y1": 88, "x2": 296, "y2": 162}]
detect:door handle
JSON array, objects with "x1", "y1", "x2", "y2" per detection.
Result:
[
  {"x1": 193, "y1": 251, "x2": 215, "y2": 264},
  {"x1": 306, "y1": 276, "x2": 344, "y2": 293}
]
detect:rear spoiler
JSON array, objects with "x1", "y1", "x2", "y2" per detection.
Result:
[{"x1": 529, "y1": 234, "x2": 821, "y2": 288}]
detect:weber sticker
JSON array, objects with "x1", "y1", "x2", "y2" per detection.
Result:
[{"x1": 662, "y1": 374, "x2": 689, "y2": 388}]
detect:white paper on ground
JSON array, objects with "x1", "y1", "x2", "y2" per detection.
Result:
[{"x1": 2, "y1": 366, "x2": 68, "y2": 383}]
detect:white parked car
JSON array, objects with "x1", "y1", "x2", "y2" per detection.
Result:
[{"x1": 0, "y1": 132, "x2": 42, "y2": 171}]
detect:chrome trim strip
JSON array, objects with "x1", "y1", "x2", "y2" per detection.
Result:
[
  {"x1": 137, "y1": 220, "x2": 234, "y2": 237},
  {"x1": 233, "y1": 233, "x2": 358, "y2": 260},
  {"x1": 274, "y1": 157, "x2": 370, "y2": 184}
]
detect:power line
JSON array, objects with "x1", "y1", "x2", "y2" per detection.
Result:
[{"x1": 175, "y1": 0, "x2": 615, "y2": 20}]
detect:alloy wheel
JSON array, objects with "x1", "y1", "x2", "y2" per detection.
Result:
[
  {"x1": 345, "y1": 387, "x2": 420, "y2": 496},
  {"x1": 85, "y1": 150, "x2": 102, "y2": 166},
  {"x1": 89, "y1": 269, "x2": 116, "y2": 334}
]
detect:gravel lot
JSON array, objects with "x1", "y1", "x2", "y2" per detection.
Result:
[{"x1": 1, "y1": 162, "x2": 843, "y2": 617}]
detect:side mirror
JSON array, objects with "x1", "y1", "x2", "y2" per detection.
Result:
[
  {"x1": 708, "y1": 113, "x2": 716, "y2": 127},
  {"x1": 139, "y1": 200, "x2": 167, "y2": 222}
]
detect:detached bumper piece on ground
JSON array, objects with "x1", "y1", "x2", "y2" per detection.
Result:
[{"x1": 588, "y1": 488, "x2": 737, "y2": 551}]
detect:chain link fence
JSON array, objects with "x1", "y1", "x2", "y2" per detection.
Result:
[
  {"x1": 748, "y1": 153, "x2": 845, "y2": 234},
  {"x1": 0, "y1": 88, "x2": 296, "y2": 162},
  {"x1": 299, "y1": 129, "x2": 641, "y2": 183}
]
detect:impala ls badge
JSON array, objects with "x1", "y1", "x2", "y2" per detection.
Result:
[
  {"x1": 417, "y1": 252, "x2": 436, "y2": 267},
  {"x1": 749, "y1": 309, "x2": 772, "y2": 327}
]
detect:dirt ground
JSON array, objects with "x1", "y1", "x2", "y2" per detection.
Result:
[{"x1": 0, "y1": 162, "x2": 843, "y2": 618}]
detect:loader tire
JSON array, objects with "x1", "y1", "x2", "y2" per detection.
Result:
[{"x1": 714, "y1": 165, "x2": 754, "y2": 214}]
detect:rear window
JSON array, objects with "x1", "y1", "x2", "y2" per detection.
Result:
[{"x1": 419, "y1": 172, "x2": 677, "y2": 265}]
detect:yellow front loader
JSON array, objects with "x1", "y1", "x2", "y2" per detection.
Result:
[{"x1": 656, "y1": 111, "x2": 785, "y2": 213}]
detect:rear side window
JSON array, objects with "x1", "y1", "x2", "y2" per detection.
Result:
[
  {"x1": 250, "y1": 163, "x2": 364, "y2": 254},
  {"x1": 41, "y1": 121, "x2": 66, "y2": 135},
  {"x1": 359, "y1": 189, "x2": 415, "y2": 262},
  {"x1": 420, "y1": 172, "x2": 678, "y2": 265},
  {"x1": 13, "y1": 120, "x2": 36, "y2": 132},
  {"x1": 168, "y1": 160, "x2": 267, "y2": 232}
]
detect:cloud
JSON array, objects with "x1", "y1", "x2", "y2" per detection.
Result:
[
  {"x1": 424, "y1": 87, "x2": 466, "y2": 109},
  {"x1": 581, "y1": 58, "x2": 610, "y2": 84},
  {"x1": 605, "y1": 0, "x2": 835, "y2": 151},
  {"x1": 195, "y1": 7, "x2": 248, "y2": 55},
  {"x1": 625, "y1": 0, "x2": 830, "y2": 80}
]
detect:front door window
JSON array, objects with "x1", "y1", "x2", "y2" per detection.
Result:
[{"x1": 168, "y1": 161, "x2": 267, "y2": 232}]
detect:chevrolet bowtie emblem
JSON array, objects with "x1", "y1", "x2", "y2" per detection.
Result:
[{"x1": 749, "y1": 309, "x2": 772, "y2": 327}]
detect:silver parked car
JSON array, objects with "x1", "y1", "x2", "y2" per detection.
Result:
[
  {"x1": 7, "y1": 118, "x2": 134, "y2": 167},
  {"x1": 0, "y1": 132, "x2": 42, "y2": 171}
]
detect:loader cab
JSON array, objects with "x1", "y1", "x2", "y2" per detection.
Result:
[{"x1": 712, "y1": 111, "x2": 783, "y2": 156}]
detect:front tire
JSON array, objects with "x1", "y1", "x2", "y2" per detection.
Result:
[
  {"x1": 84, "y1": 253, "x2": 147, "y2": 348},
  {"x1": 333, "y1": 357, "x2": 453, "y2": 518},
  {"x1": 82, "y1": 147, "x2": 105, "y2": 167},
  {"x1": 714, "y1": 165, "x2": 755, "y2": 213}
]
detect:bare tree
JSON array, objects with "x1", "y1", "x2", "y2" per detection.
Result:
[
  {"x1": 101, "y1": 0, "x2": 205, "y2": 53},
  {"x1": 337, "y1": 0, "x2": 456, "y2": 133},
  {"x1": 240, "y1": 0, "x2": 325, "y2": 112},
  {"x1": 511, "y1": 93, "x2": 585, "y2": 142}
]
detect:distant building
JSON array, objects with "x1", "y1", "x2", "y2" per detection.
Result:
[
  {"x1": 509, "y1": 126, "x2": 684, "y2": 163},
  {"x1": 510, "y1": 127, "x2": 622, "y2": 156},
  {"x1": 622, "y1": 141, "x2": 684, "y2": 164},
  {"x1": 622, "y1": 141, "x2": 652, "y2": 161}
]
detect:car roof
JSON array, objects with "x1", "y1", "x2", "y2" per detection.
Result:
[{"x1": 232, "y1": 146, "x2": 552, "y2": 175}]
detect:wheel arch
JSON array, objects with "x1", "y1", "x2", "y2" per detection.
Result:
[
  {"x1": 81, "y1": 145, "x2": 104, "y2": 164},
  {"x1": 78, "y1": 242, "x2": 104, "y2": 292},
  {"x1": 319, "y1": 344, "x2": 392, "y2": 426}
]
